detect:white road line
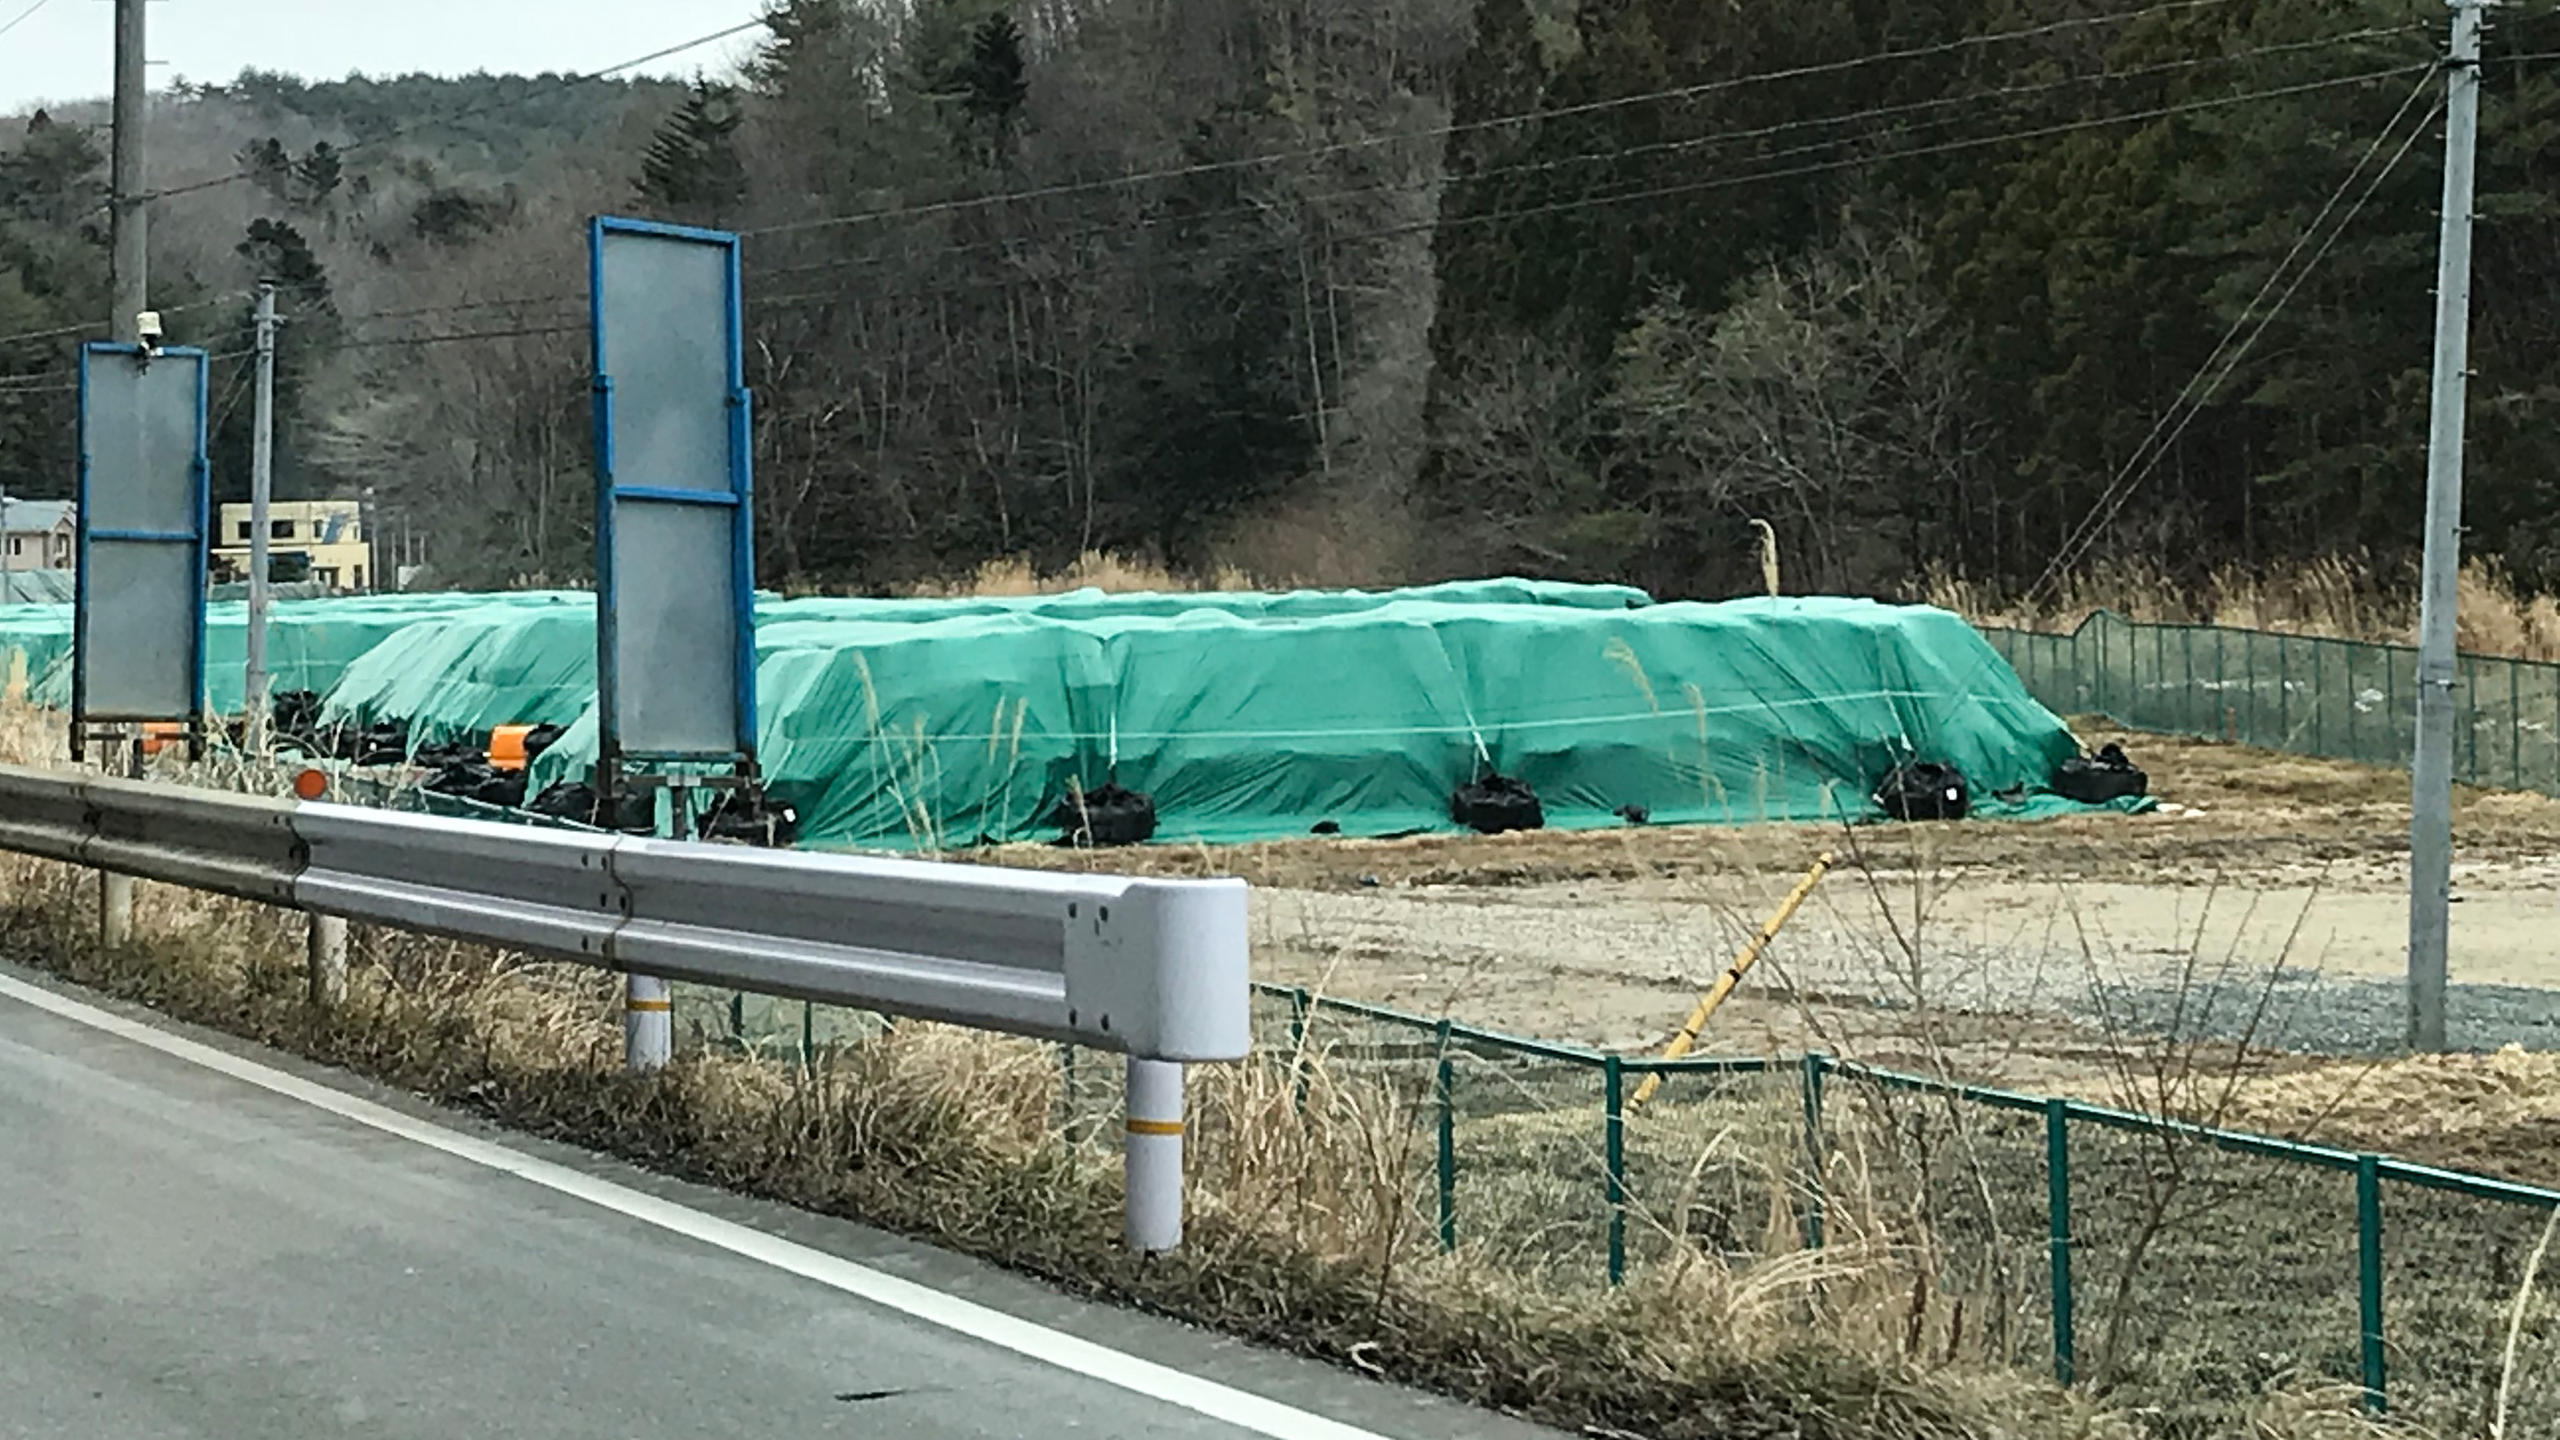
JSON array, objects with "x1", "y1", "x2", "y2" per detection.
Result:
[{"x1": 0, "y1": 973, "x2": 1394, "y2": 1440}]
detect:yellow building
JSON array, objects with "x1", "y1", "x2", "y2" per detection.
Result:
[{"x1": 212, "y1": 499, "x2": 370, "y2": 591}]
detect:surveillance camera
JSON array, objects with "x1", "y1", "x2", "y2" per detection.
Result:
[{"x1": 135, "y1": 311, "x2": 164, "y2": 349}]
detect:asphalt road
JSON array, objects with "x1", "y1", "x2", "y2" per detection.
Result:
[{"x1": 0, "y1": 971, "x2": 1558, "y2": 1440}]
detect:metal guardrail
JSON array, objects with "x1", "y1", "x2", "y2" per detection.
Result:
[
  {"x1": 0, "y1": 764, "x2": 1250, "y2": 1062},
  {"x1": 0, "y1": 763, "x2": 1251, "y2": 1248}
]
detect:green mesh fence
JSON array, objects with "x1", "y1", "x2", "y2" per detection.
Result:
[
  {"x1": 670, "y1": 978, "x2": 2559, "y2": 1422},
  {"x1": 1983, "y1": 612, "x2": 2560, "y2": 795}
]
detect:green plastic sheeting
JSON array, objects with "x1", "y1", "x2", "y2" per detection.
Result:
[
  {"x1": 321, "y1": 580, "x2": 1653, "y2": 748},
  {"x1": 0, "y1": 591, "x2": 588, "y2": 715},
  {"x1": 527, "y1": 595, "x2": 2101, "y2": 849},
  {"x1": 10, "y1": 580, "x2": 2114, "y2": 850}
]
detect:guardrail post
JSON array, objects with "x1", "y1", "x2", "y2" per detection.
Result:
[
  {"x1": 1125, "y1": 1057, "x2": 1185, "y2": 1252},
  {"x1": 97, "y1": 870, "x2": 133, "y2": 946},
  {"x1": 625, "y1": 973, "x2": 673, "y2": 1069},
  {"x1": 97, "y1": 735, "x2": 139, "y2": 945},
  {"x1": 2358, "y1": 1153, "x2": 2387, "y2": 1414},
  {"x1": 625, "y1": 783, "x2": 683, "y2": 1072},
  {"x1": 2046, "y1": 1098, "x2": 2075, "y2": 1386},
  {"x1": 307, "y1": 913, "x2": 347, "y2": 1007}
]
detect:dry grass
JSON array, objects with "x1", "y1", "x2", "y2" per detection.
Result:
[
  {"x1": 2205, "y1": 1046, "x2": 2560, "y2": 1187},
  {"x1": 0, "y1": 709, "x2": 2412, "y2": 1437},
  {"x1": 912, "y1": 550, "x2": 1262, "y2": 598},
  {"x1": 1929, "y1": 557, "x2": 2560, "y2": 663},
  {"x1": 0, "y1": 853, "x2": 2172, "y2": 1440}
]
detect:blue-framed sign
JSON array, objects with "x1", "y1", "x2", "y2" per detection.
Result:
[
  {"x1": 589, "y1": 216, "x2": 758, "y2": 775},
  {"x1": 73, "y1": 342, "x2": 210, "y2": 747}
]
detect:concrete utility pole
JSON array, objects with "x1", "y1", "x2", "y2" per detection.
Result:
[
  {"x1": 108, "y1": 0, "x2": 148, "y2": 343},
  {"x1": 245, "y1": 284, "x2": 278, "y2": 750},
  {"x1": 2408, "y1": 0, "x2": 2485, "y2": 1054},
  {"x1": 96, "y1": 0, "x2": 150, "y2": 949}
]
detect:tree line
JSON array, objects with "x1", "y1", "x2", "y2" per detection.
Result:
[{"x1": 5, "y1": 0, "x2": 2559, "y2": 601}]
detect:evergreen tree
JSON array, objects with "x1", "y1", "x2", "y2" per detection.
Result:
[{"x1": 635, "y1": 81, "x2": 748, "y2": 224}]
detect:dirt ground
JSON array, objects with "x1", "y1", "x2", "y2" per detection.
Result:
[{"x1": 1010, "y1": 732, "x2": 2560, "y2": 1182}]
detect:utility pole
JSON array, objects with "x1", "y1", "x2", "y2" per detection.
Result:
[
  {"x1": 2408, "y1": 0, "x2": 2485, "y2": 1053},
  {"x1": 245, "y1": 284, "x2": 278, "y2": 750},
  {"x1": 109, "y1": 0, "x2": 148, "y2": 343},
  {"x1": 97, "y1": 0, "x2": 149, "y2": 949}
]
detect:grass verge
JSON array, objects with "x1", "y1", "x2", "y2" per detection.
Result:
[{"x1": 0, "y1": 854, "x2": 2219, "y2": 1440}]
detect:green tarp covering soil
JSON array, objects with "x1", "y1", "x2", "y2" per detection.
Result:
[
  {"x1": 4, "y1": 581, "x2": 2116, "y2": 847},
  {"x1": 526, "y1": 593, "x2": 2102, "y2": 847}
]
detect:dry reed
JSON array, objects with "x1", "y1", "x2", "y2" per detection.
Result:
[{"x1": 1929, "y1": 556, "x2": 2560, "y2": 662}]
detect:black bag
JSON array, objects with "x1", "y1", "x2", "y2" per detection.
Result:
[
  {"x1": 2054, "y1": 743, "x2": 2148, "y2": 804},
  {"x1": 1055, "y1": 783, "x2": 1157, "y2": 847},
  {"x1": 1451, "y1": 774, "x2": 1544, "y2": 834},
  {"x1": 1875, "y1": 761, "x2": 1970, "y2": 821}
]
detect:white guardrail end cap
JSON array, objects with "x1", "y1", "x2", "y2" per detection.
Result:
[{"x1": 1062, "y1": 878, "x2": 1251, "y2": 1063}]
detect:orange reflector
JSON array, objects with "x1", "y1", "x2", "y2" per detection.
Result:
[
  {"x1": 139, "y1": 721, "x2": 186, "y2": 756},
  {"x1": 488, "y1": 724, "x2": 535, "y2": 772},
  {"x1": 292, "y1": 769, "x2": 329, "y2": 801}
]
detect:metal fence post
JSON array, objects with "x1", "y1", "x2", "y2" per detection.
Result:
[
  {"x1": 1801, "y1": 1052, "x2": 1827, "y2": 1250},
  {"x1": 2510, "y1": 660, "x2": 2523, "y2": 791},
  {"x1": 1604, "y1": 1055, "x2": 1626, "y2": 1286},
  {"x1": 306, "y1": 913, "x2": 348, "y2": 1007},
  {"x1": 2310, "y1": 639, "x2": 2324, "y2": 756},
  {"x1": 1288, "y1": 985, "x2": 1311, "y2": 1115},
  {"x1": 2046, "y1": 1098, "x2": 2075, "y2": 1386},
  {"x1": 2279, "y1": 634, "x2": 2292, "y2": 746},
  {"x1": 1126, "y1": 1057, "x2": 1186, "y2": 1252},
  {"x1": 2183, "y1": 627, "x2": 2196, "y2": 735},
  {"x1": 2348, "y1": 640, "x2": 2362, "y2": 761},
  {"x1": 2358, "y1": 1153, "x2": 2387, "y2": 1414},
  {"x1": 2461, "y1": 654, "x2": 2478, "y2": 784},
  {"x1": 2217, "y1": 628, "x2": 2230, "y2": 740},
  {"x1": 1434, "y1": 1019, "x2": 1456, "y2": 1253}
]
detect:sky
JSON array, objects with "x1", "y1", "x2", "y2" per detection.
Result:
[{"x1": 0, "y1": 0, "x2": 770, "y2": 114}]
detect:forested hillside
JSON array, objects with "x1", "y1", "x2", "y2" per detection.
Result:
[{"x1": 6, "y1": 0, "x2": 2558, "y2": 601}]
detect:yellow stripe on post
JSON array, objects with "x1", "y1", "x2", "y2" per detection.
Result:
[
  {"x1": 1124, "y1": 1118, "x2": 1185, "y2": 1137},
  {"x1": 624, "y1": 998, "x2": 673, "y2": 1013}
]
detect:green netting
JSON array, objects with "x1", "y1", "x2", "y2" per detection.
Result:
[{"x1": 1985, "y1": 611, "x2": 2560, "y2": 796}]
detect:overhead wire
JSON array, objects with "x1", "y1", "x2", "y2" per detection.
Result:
[
  {"x1": 141, "y1": 17, "x2": 777, "y2": 204},
  {"x1": 742, "y1": 0, "x2": 2254, "y2": 239},
  {"x1": 740, "y1": 22, "x2": 2425, "y2": 293},
  {"x1": 0, "y1": 0, "x2": 58, "y2": 42},
  {"x1": 2028, "y1": 64, "x2": 2444, "y2": 595},
  {"x1": 742, "y1": 62, "x2": 2434, "y2": 321}
]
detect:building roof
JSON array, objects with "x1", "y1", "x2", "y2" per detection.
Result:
[{"x1": 0, "y1": 498, "x2": 74, "y2": 533}]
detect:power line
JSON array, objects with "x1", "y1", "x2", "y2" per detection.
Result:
[
  {"x1": 142, "y1": 18, "x2": 775, "y2": 204},
  {"x1": 2031, "y1": 66, "x2": 2443, "y2": 593},
  {"x1": 0, "y1": 290, "x2": 257, "y2": 352},
  {"x1": 0, "y1": 0, "x2": 57, "y2": 42},
  {"x1": 740, "y1": 23, "x2": 2424, "y2": 295},
  {"x1": 743, "y1": 0, "x2": 2252, "y2": 239},
  {"x1": 743, "y1": 62, "x2": 2432, "y2": 323}
]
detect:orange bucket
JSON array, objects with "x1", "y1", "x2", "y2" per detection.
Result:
[
  {"x1": 139, "y1": 722, "x2": 186, "y2": 756},
  {"x1": 488, "y1": 724, "x2": 535, "y2": 772}
]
